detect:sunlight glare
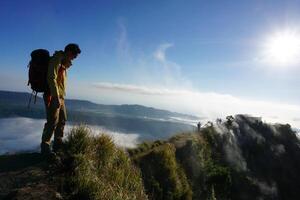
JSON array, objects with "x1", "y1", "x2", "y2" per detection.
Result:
[{"x1": 263, "y1": 30, "x2": 300, "y2": 67}]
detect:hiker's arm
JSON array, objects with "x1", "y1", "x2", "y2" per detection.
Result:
[{"x1": 47, "y1": 57, "x2": 60, "y2": 97}]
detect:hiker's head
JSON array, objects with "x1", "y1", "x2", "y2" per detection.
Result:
[{"x1": 64, "y1": 43, "x2": 81, "y2": 61}]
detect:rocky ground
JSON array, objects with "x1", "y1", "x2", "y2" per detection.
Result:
[{"x1": 0, "y1": 153, "x2": 64, "y2": 200}]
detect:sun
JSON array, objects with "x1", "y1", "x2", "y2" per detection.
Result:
[{"x1": 263, "y1": 30, "x2": 300, "y2": 66}]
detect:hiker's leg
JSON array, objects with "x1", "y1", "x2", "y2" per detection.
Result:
[
  {"x1": 41, "y1": 94, "x2": 60, "y2": 154},
  {"x1": 53, "y1": 98, "x2": 67, "y2": 152}
]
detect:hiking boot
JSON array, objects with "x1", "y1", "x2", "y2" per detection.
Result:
[
  {"x1": 53, "y1": 140, "x2": 65, "y2": 154},
  {"x1": 47, "y1": 152, "x2": 64, "y2": 170},
  {"x1": 40, "y1": 142, "x2": 52, "y2": 155}
]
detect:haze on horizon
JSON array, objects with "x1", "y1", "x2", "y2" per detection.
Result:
[{"x1": 0, "y1": 0, "x2": 299, "y2": 128}]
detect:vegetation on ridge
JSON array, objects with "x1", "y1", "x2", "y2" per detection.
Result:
[
  {"x1": 0, "y1": 115, "x2": 300, "y2": 200},
  {"x1": 64, "y1": 126, "x2": 147, "y2": 200},
  {"x1": 129, "y1": 128, "x2": 231, "y2": 200}
]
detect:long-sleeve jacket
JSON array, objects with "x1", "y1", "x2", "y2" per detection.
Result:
[{"x1": 47, "y1": 51, "x2": 67, "y2": 98}]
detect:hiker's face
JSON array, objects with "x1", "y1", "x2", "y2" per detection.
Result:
[{"x1": 66, "y1": 51, "x2": 78, "y2": 61}]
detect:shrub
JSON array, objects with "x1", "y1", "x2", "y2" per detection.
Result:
[
  {"x1": 65, "y1": 126, "x2": 147, "y2": 200},
  {"x1": 136, "y1": 143, "x2": 192, "y2": 200},
  {"x1": 65, "y1": 125, "x2": 92, "y2": 155}
]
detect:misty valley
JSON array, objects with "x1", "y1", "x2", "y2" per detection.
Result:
[{"x1": 0, "y1": 90, "x2": 199, "y2": 153}]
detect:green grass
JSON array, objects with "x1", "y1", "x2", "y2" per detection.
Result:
[
  {"x1": 126, "y1": 128, "x2": 233, "y2": 200},
  {"x1": 133, "y1": 143, "x2": 192, "y2": 200},
  {"x1": 63, "y1": 126, "x2": 232, "y2": 200},
  {"x1": 65, "y1": 126, "x2": 147, "y2": 200}
]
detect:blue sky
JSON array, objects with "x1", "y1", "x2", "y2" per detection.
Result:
[{"x1": 0, "y1": 0, "x2": 299, "y2": 126}]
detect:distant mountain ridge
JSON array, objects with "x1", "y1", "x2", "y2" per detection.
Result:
[
  {"x1": 0, "y1": 90, "x2": 199, "y2": 121},
  {"x1": 0, "y1": 90, "x2": 199, "y2": 138}
]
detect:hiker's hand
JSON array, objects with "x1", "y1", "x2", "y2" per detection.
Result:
[{"x1": 52, "y1": 97, "x2": 61, "y2": 108}]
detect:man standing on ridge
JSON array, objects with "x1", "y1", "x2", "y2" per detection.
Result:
[{"x1": 41, "y1": 43, "x2": 81, "y2": 156}]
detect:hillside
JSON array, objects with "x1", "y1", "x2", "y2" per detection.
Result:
[
  {"x1": 0, "y1": 90, "x2": 198, "y2": 121},
  {"x1": 0, "y1": 90, "x2": 198, "y2": 139},
  {"x1": 0, "y1": 115, "x2": 299, "y2": 200}
]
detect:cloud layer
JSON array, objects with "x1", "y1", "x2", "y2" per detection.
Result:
[
  {"x1": 91, "y1": 82, "x2": 300, "y2": 129},
  {"x1": 0, "y1": 118, "x2": 140, "y2": 154}
]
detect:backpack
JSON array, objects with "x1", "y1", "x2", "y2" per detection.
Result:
[{"x1": 27, "y1": 49, "x2": 50, "y2": 106}]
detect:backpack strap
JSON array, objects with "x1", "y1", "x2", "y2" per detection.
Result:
[
  {"x1": 34, "y1": 91, "x2": 38, "y2": 104},
  {"x1": 27, "y1": 90, "x2": 34, "y2": 109},
  {"x1": 27, "y1": 90, "x2": 38, "y2": 109},
  {"x1": 27, "y1": 62, "x2": 30, "y2": 86}
]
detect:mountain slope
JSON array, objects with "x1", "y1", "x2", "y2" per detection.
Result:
[
  {"x1": 1, "y1": 115, "x2": 299, "y2": 200},
  {"x1": 130, "y1": 114, "x2": 300, "y2": 200}
]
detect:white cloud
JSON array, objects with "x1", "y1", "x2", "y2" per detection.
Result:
[
  {"x1": 91, "y1": 82, "x2": 300, "y2": 129},
  {"x1": 154, "y1": 43, "x2": 173, "y2": 63},
  {"x1": 0, "y1": 118, "x2": 44, "y2": 154},
  {"x1": 251, "y1": 179, "x2": 278, "y2": 196},
  {"x1": 152, "y1": 43, "x2": 192, "y2": 88},
  {"x1": 80, "y1": 124, "x2": 140, "y2": 148},
  {"x1": 0, "y1": 118, "x2": 140, "y2": 154},
  {"x1": 116, "y1": 18, "x2": 131, "y2": 62},
  {"x1": 92, "y1": 82, "x2": 188, "y2": 96}
]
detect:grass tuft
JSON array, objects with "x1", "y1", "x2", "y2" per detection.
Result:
[{"x1": 65, "y1": 126, "x2": 147, "y2": 200}]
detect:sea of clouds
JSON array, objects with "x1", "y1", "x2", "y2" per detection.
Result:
[
  {"x1": 0, "y1": 117, "x2": 140, "y2": 155},
  {"x1": 90, "y1": 82, "x2": 300, "y2": 129}
]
